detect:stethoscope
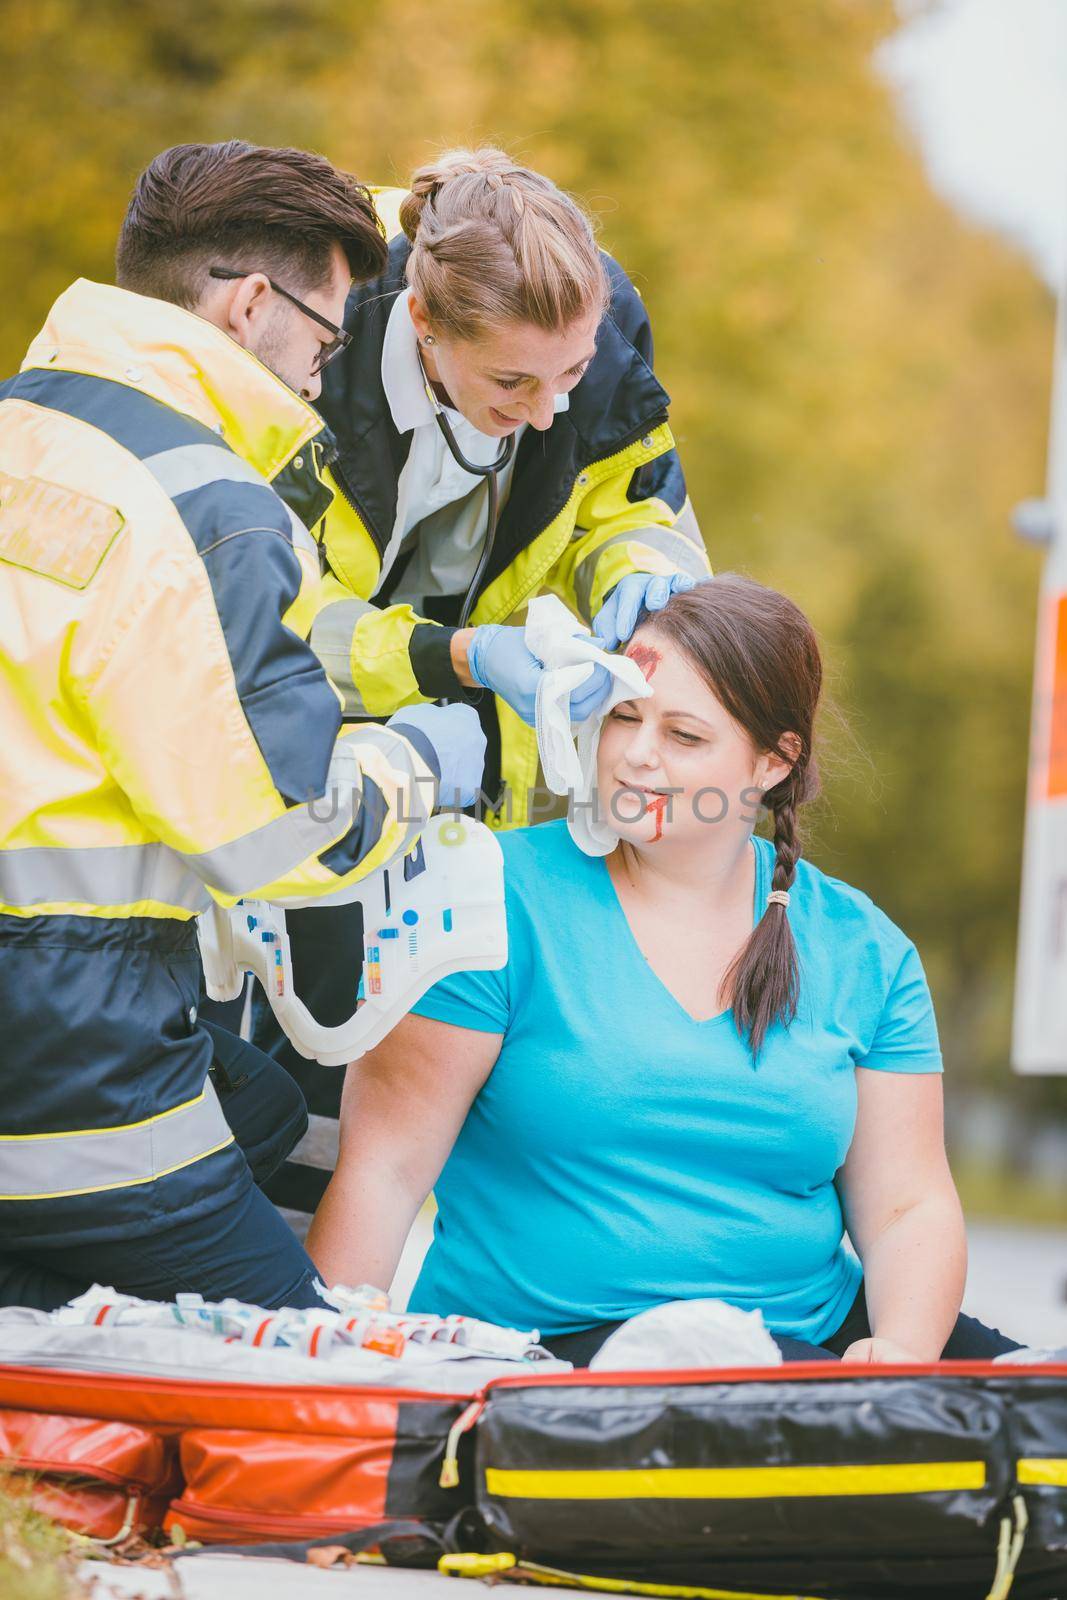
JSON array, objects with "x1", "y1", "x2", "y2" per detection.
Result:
[{"x1": 419, "y1": 352, "x2": 516, "y2": 629}]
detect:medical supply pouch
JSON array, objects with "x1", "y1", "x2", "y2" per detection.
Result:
[
  {"x1": 163, "y1": 1406, "x2": 463, "y2": 1544},
  {"x1": 0, "y1": 1364, "x2": 471, "y2": 1550},
  {"x1": 458, "y1": 1363, "x2": 1067, "y2": 1600},
  {"x1": 0, "y1": 1407, "x2": 180, "y2": 1542}
]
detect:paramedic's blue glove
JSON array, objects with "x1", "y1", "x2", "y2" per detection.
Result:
[
  {"x1": 468, "y1": 624, "x2": 613, "y2": 728},
  {"x1": 387, "y1": 702, "x2": 486, "y2": 809},
  {"x1": 592, "y1": 572, "x2": 701, "y2": 651}
]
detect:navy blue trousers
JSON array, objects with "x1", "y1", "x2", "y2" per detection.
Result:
[{"x1": 0, "y1": 1027, "x2": 324, "y2": 1313}]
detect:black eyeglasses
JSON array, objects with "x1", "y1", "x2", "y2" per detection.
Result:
[{"x1": 209, "y1": 266, "x2": 352, "y2": 373}]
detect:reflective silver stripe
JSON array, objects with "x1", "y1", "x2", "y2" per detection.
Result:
[
  {"x1": 341, "y1": 724, "x2": 434, "y2": 857},
  {"x1": 182, "y1": 730, "x2": 430, "y2": 895},
  {"x1": 288, "y1": 1112, "x2": 339, "y2": 1171},
  {"x1": 0, "y1": 843, "x2": 209, "y2": 913},
  {"x1": 143, "y1": 443, "x2": 267, "y2": 499},
  {"x1": 673, "y1": 496, "x2": 704, "y2": 552},
  {"x1": 0, "y1": 1080, "x2": 233, "y2": 1200},
  {"x1": 574, "y1": 523, "x2": 711, "y2": 619},
  {"x1": 310, "y1": 595, "x2": 379, "y2": 712},
  {"x1": 143, "y1": 444, "x2": 318, "y2": 559}
]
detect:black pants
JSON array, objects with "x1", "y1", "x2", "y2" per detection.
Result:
[
  {"x1": 542, "y1": 1283, "x2": 1024, "y2": 1367},
  {"x1": 0, "y1": 1027, "x2": 323, "y2": 1313}
]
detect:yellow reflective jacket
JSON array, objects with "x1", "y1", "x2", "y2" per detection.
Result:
[
  {"x1": 0, "y1": 280, "x2": 437, "y2": 1220},
  {"x1": 0, "y1": 280, "x2": 437, "y2": 923},
  {"x1": 312, "y1": 192, "x2": 710, "y2": 825}
]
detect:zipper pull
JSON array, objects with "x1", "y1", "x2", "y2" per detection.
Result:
[{"x1": 439, "y1": 1397, "x2": 484, "y2": 1489}]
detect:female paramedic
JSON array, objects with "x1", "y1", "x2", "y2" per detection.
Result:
[
  {"x1": 307, "y1": 576, "x2": 1021, "y2": 1365},
  {"x1": 312, "y1": 144, "x2": 709, "y2": 815},
  {"x1": 256, "y1": 146, "x2": 709, "y2": 1223}
]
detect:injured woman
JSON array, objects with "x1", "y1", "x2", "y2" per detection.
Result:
[{"x1": 308, "y1": 574, "x2": 1020, "y2": 1365}]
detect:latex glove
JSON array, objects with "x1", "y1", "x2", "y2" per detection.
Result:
[
  {"x1": 468, "y1": 624, "x2": 613, "y2": 728},
  {"x1": 592, "y1": 571, "x2": 700, "y2": 651},
  {"x1": 387, "y1": 702, "x2": 486, "y2": 810}
]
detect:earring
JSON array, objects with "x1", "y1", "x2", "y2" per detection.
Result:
[{"x1": 422, "y1": 335, "x2": 436, "y2": 347}]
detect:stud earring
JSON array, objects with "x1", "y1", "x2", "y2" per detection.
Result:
[{"x1": 423, "y1": 335, "x2": 437, "y2": 347}]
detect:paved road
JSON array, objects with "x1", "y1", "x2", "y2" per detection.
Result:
[
  {"x1": 964, "y1": 1220, "x2": 1067, "y2": 1350},
  {"x1": 85, "y1": 1555, "x2": 449, "y2": 1598}
]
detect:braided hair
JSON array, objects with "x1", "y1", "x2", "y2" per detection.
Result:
[
  {"x1": 398, "y1": 146, "x2": 608, "y2": 340},
  {"x1": 643, "y1": 574, "x2": 822, "y2": 1055}
]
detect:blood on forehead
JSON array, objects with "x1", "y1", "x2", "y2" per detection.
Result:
[{"x1": 626, "y1": 642, "x2": 661, "y2": 681}]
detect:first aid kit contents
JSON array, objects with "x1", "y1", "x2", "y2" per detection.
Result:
[
  {"x1": 198, "y1": 812, "x2": 507, "y2": 1066},
  {"x1": 523, "y1": 593, "x2": 653, "y2": 856},
  {"x1": 50, "y1": 1282, "x2": 552, "y2": 1367},
  {"x1": 589, "y1": 1298, "x2": 783, "y2": 1371}
]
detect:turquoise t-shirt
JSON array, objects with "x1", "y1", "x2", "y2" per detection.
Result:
[{"x1": 408, "y1": 819, "x2": 942, "y2": 1342}]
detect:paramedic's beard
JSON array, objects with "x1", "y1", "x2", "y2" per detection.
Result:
[{"x1": 249, "y1": 318, "x2": 311, "y2": 399}]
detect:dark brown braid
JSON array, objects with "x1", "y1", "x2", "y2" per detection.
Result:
[
  {"x1": 642, "y1": 574, "x2": 822, "y2": 1057},
  {"x1": 727, "y1": 766, "x2": 813, "y2": 1055}
]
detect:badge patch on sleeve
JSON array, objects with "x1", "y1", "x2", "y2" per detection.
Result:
[{"x1": 0, "y1": 471, "x2": 125, "y2": 589}]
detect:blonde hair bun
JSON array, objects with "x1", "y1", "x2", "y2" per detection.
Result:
[
  {"x1": 399, "y1": 146, "x2": 608, "y2": 338},
  {"x1": 399, "y1": 147, "x2": 518, "y2": 240}
]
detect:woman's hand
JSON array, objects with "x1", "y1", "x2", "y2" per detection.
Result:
[{"x1": 840, "y1": 1336, "x2": 928, "y2": 1364}]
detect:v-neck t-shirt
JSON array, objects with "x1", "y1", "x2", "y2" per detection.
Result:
[{"x1": 407, "y1": 819, "x2": 943, "y2": 1342}]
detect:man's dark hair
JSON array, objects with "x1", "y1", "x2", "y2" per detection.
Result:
[{"x1": 116, "y1": 140, "x2": 387, "y2": 307}]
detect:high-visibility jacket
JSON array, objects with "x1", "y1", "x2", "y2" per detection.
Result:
[
  {"x1": 312, "y1": 192, "x2": 710, "y2": 822},
  {"x1": 0, "y1": 280, "x2": 437, "y2": 1239}
]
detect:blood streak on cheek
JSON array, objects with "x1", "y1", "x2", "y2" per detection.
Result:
[
  {"x1": 626, "y1": 643, "x2": 661, "y2": 681},
  {"x1": 646, "y1": 792, "x2": 669, "y2": 842}
]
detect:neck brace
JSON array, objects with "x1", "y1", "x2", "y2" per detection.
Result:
[{"x1": 524, "y1": 594, "x2": 653, "y2": 856}]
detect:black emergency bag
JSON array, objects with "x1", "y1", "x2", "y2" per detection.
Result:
[{"x1": 448, "y1": 1362, "x2": 1067, "y2": 1600}]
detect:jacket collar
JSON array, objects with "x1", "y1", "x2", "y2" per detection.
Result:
[{"x1": 21, "y1": 279, "x2": 325, "y2": 481}]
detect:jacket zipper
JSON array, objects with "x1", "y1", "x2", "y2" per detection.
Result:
[{"x1": 328, "y1": 454, "x2": 387, "y2": 558}]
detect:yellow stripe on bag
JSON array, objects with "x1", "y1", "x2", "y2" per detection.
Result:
[
  {"x1": 484, "y1": 1461, "x2": 986, "y2": 1500},
  {"x1": 1017, "y1": 1459, "x2": 1067, "y2": 1486}
]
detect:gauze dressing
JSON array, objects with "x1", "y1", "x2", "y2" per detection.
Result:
[{"x1": 524, "y1": 594, "x2": 653, "y2": 856}]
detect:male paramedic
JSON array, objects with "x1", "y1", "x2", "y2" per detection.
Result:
[{"x1": 0, "y1": 140, "x2": 484, "y2": 1312}]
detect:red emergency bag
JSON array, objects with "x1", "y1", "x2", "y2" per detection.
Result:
[
  {"x1": 0, "y1": 1407, "x2": 180, "y2": 1541},
  {"x1": 0, "y1": 1365, "x2": 468, "y2": 1547}
]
